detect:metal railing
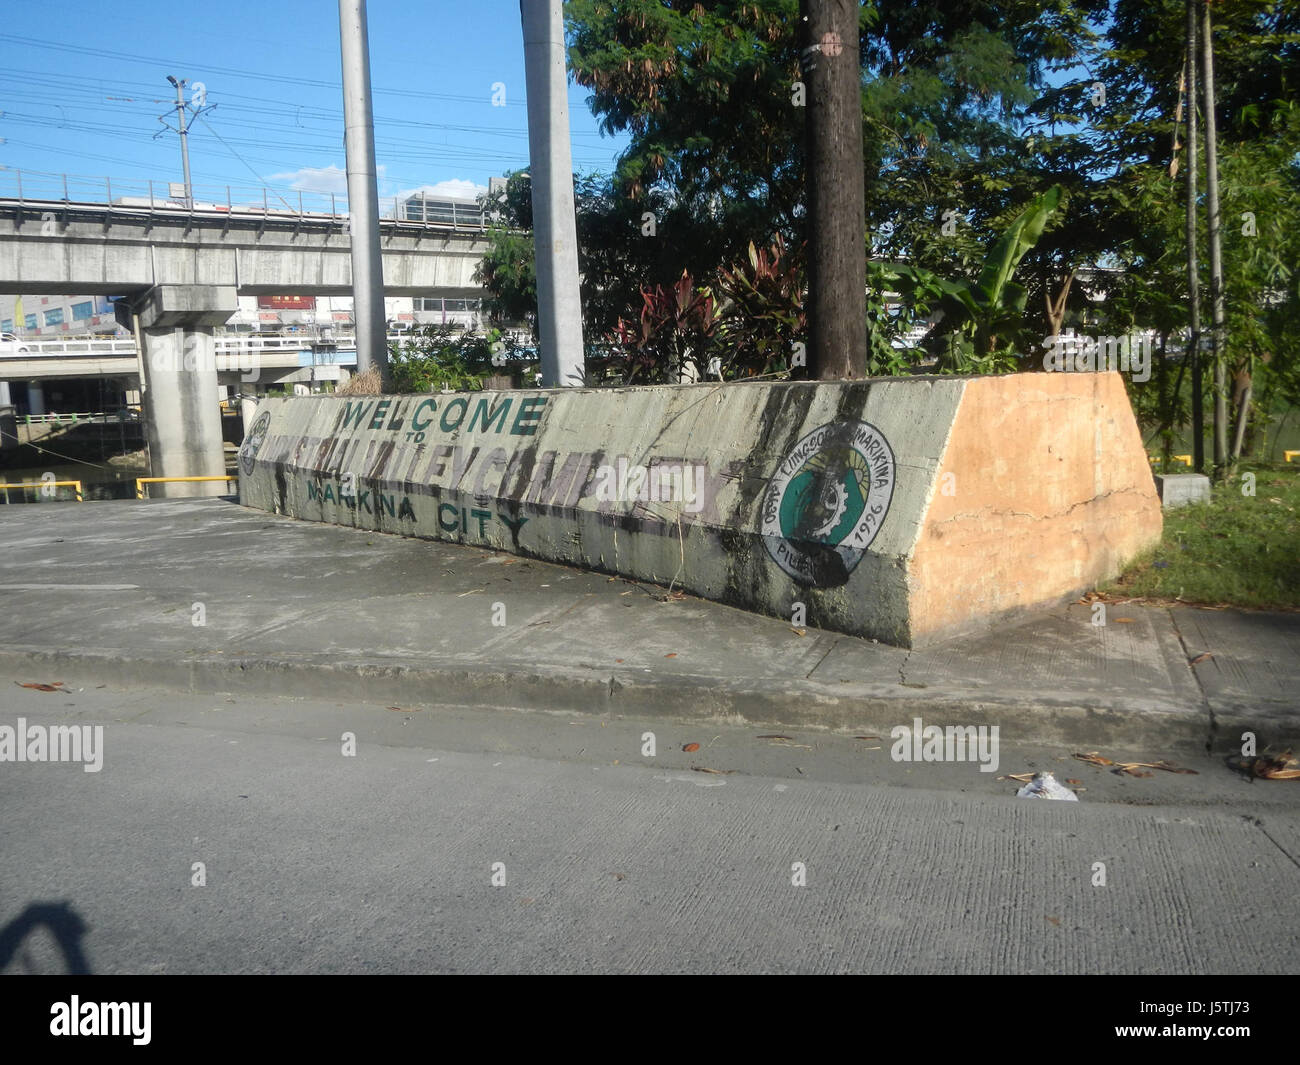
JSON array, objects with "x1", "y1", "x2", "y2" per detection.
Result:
[
  {"x1": 0, "y1": 330, "x2": 482, "y2": 361},
  {"x1": 135, "y1": 475, "x2": 238, "y2": 499},
  {"x1": 0, "y1": 479, "x2": 83, "y2": 503},
  {"x1": 0, "y1": 166, "x2": 490, "y2": 231},
  {"x1": 20, "y1": 410, "x2": 137, "y2": 425}
]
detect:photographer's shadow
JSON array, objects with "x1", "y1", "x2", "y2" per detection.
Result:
[{"x1": 0, "y1": 901, "x2": 93, "y2": 974}]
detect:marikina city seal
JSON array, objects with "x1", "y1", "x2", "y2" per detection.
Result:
[
  {"x1": 761, "y1": 420, "x2": 896, "y2": 587},
  {"x1": 238, "y1": 410, "x2": 272, "y2": 476}
]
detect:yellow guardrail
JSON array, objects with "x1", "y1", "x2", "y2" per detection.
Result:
[
  {"x1": 135, "y1": 475, "x2": 238, "y2": 499},
  {"x1": 0, "y1": 479, "x2": 83, "y2": 502}
]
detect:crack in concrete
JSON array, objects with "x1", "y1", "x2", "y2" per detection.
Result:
[
  {"x1": 927, "y1": 486, "x2": 1148, "y2": 526},
  {"x1": 898, "y1": 649, "x2": 913, "y2": 686},
  {"x1": 1245, "y1": 816, "x2": 1300, "y2": 871},
  {"x1": 804, "y1": 637, "x2": 839, "y2": 681},
  {"x1": 1167, "y1": 606, "x2": 1216, "y2": 753}
]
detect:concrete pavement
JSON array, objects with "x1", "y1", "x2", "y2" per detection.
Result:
[
  {"x1": 0, "y1": 497, "x2": 1296, "y2": 753},
  {"x1": 1, "y1": 685, "x2": 1297, "y2": 975}
]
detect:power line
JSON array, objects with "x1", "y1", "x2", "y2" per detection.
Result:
[{"x1": 0, "y1": 33, "x2": 535, "y2": 106}]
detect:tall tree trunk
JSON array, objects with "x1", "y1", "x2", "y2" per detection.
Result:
[
  {"x1": 1201, "y1": 0, "x2": 1229, "y2": 479},
  {"x1": 1045, "y1": 270, "x2": 1074, "y2": 339},
  {"x1": 1184, "y1": 0, "x2": 1205, "y2": 473},
  {"x1": 800, "y1": 0, "x2": 867, "y2": 380}
]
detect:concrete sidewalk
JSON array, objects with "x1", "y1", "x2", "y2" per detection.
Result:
[{"x1": 0, "y1": 497, "x2": 1296, "y2": 752}]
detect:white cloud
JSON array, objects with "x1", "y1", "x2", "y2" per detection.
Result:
[
  {"x1": 394, "y1": 179, "x2": 488, "y2": 203},
  {"x1": 268, "y1": 164, "x2": 391, "y2": 195}
]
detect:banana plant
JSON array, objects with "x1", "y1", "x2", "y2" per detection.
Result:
[{"x1": 881, "y1": 185, "x2": 1064, "y2": 372}]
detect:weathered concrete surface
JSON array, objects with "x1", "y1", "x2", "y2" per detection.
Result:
[
  {"x1": 5, "y1": 499, "x2": 1288, "y2": 752},
  {"x1": 2, "y1": 681, "x2": 1297, "y2": 975},
  {"x1": 128, "y1": 285, "x2": 235, "y2": 499},
  {"x1": 1156, "y1": 473, "x2": 1212, "y2": 508},
  {"x1": 912, "y1": 373, "x2": 1164, "y2": 641},
  {"x1": 238, "y1": 376, "x2": 1160, "y2": 648},
  {"x1": 0, "y1": 203, "x2": 487, "y2": 296}
]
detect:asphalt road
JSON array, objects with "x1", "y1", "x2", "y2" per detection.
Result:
[{"x1": 2, "y1": 682, "x2": 1296, "y2": 975}]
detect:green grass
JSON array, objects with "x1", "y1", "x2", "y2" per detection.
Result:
[{"x1": 1101, "y1": 463, "x2": 1300, "y2": 610}]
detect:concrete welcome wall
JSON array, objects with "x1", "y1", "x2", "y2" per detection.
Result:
[{"x1": 237, "y1": 375, "x2": 1161, "y2": 648}]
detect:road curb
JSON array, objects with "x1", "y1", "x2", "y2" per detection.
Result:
[{"x1": 0, "y1": 645, "x2": 1219, "y2": 753}]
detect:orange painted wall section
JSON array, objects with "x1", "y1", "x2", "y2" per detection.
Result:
[{"x1": 909, "y1": 372, "x2": 1162, "y2": 642}]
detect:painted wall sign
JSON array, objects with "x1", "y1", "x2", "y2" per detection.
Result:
[
  {"x1": 760, "y1": 420, "x2": 896, "y2": 587},
  {"x1": 334, "y1": 395, "x2": 548, "y2": 441},
  {"x1": 239, "y1": 377, "x2": 1163, "y2": 648},
  {"x1": 239, "y1": 411, "x2": 272, "y2": 476}
]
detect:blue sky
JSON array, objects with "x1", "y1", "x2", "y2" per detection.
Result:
[{"x1": 0, "y1": 0, "x2": 628, "y2": 208}]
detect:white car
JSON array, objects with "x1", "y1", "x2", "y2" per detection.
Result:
[{"x1": 0, "y1": 333, "x2": 31, "y2": 355}]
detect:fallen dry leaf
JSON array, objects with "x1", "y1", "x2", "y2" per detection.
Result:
[
  {"x1": 664, "y1": 653, "x2": 678, "y2": 658},
  {"x1": 791, "y1": 627, "x2": 806, "y2": 637},
  {"x1": 1144, "y1": 760, "x2": 1198, "y2": 775},
  {"x1": 1046, "y1": 916, "x2": 1061, "y2": 927},
  {"x1": 17, "y1": 681, "x2": 65, "y2": 692},
  {"x1": 1066, "y1": 779, "x2": 1083, "y2": 786},
  {"x1": 691, "y1": 766, "x2": 735, "y2": 775},
  {"x1": 854, "y1": 735, "x2": 881, "y2": 741},
  {"x1": 1077, "y1": 750, "x2": 1197, "y2": 775},
  {"x1": 682, "y1": 742, "x2": 700, "y2": 753},
  {"x1": 1115, "y1": 617, "x2": 1134, "y2": 623},
  {"x1": 1189, "y1": 652, "x2": 1213, "y2": 665},
  {"x1": 757, "y1": 734, "x2": 793, "y2": 741},
  {"x1": 997, "y1": 772, "x2": 1037, "y2": 783},
  {"x1": 1249, "y1": 750, "x2": 1300, "y2": 780},
  {"x1": 387, "y1": 705, "x2": 418, "y2": 713}
]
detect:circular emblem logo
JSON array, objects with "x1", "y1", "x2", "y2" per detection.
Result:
[
  {"x1": 239, "y1": 410, "x2": 272, "y2": 476},
  {"x1": 761, "y1": 420, "x2": 896, "y2": 587}
]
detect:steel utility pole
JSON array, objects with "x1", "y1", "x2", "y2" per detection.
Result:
[
  {"x1": 1200, "y1": 0, "x2": 1228, "y2": 477},
  {"x1": 1184, "y1": 0, "x2": 1204, "y2": 473},
  {"x1": 166, "y1": 76, "x2": 193, "y2": 204},
  {"x1": 799, "y1": 0, "x2": 867, "y2": 380},
  {"x1": 521, "y1": 0, "x2": 585, "y2": 387},
  {"x1": 339, "y1": 0, "x2": 389, "y2": 387}
]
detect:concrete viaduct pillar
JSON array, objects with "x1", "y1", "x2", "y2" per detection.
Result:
[
  {"x1": 26, "y1": 381, "x2": 45, "y2": 416},
  {"x1": 119, "y1": 285, "x2": 236, "y2": 498}
]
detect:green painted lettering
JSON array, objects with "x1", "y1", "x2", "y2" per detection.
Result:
[
  {"x1": 510, "y1": 396, "x2": 546, "y2": 436},
  {"x1": 468, "y1": 396, "x2": 511, "y2": 434},
  {"x1": 411, "y1": 398, "x2": 438, "y2": 432},
  {"x1": 440, "y1": 397, "x2": 469, "y2": 433},
  {"x1": 340, "y1": 401, "x2": 373, "y2": 430}
]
